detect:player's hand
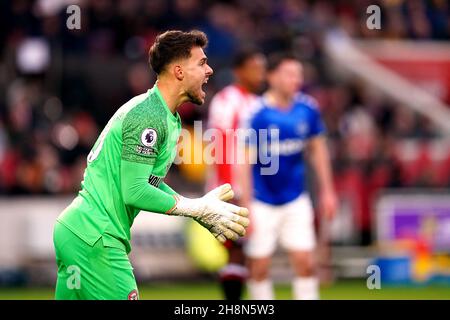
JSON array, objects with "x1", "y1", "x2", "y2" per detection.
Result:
[
  {"x1": 319, "y1": 189, "x2": 338, "y2": 221},
  {"x1": 170, "y1": 184, "x2": 250, "y2": 243}
]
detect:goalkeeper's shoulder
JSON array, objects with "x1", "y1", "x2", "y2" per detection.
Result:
[{"x1": 121, "y1": 98, "x2": 168, "y2": 149}]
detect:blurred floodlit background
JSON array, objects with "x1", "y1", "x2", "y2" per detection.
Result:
[{"x1": 0, "y1": 0, "x2": 449, "y2": 299}]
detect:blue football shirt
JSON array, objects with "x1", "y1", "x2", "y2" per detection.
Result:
[{"x1": 245, "y1": 93, "x2": 326, "y2": 205}]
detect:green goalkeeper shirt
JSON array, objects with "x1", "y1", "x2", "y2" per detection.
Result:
[{"x1": 57, "y1": 85, "x2": 181, "y2": 253}]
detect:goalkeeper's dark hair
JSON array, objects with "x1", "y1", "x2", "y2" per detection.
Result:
[
  {"x1": 232, "y1": 46, "x2": 264, "y2": 69},
  {"x1": 266, "y1": 51, "x2": 300, "y2": 73},
  {"x1": 149, "y1": 30, "x2": 208, "y2": 75}
]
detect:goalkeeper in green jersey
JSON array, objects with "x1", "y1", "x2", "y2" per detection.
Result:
[{"x1": 53, "y1": 30, "x2": 249, "y2": 300}]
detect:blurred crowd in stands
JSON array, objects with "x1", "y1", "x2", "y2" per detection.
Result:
[{"x1": 1, "y1": 0, "x2": 449, "y2": 244}]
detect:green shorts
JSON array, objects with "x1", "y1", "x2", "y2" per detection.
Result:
[{"x1": 53, "y1": 221, "x2": 139, "y2": 300}]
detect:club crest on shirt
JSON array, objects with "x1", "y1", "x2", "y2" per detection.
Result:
[
  {"x1": 296, "y1": 122, "x2": 309, "y2": 136},
  {"x1": 141, "y1": 128, "x2": 157, "y2": 147},
  {"x1": 128, "y1": 289, "x2": 139, "y2": 300}
]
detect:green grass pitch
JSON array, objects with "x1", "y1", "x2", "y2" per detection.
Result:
[{"x1": 0, "y1": 281, "x2": 450, "y2": 300}]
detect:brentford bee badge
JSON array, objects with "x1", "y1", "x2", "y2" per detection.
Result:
[{"x1": 128, "y1": 289, "x2": 139, "y2": 300}]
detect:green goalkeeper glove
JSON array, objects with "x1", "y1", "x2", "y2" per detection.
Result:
[{"x1": 168, "y1": 184, "x2": 249, "y2": 243}]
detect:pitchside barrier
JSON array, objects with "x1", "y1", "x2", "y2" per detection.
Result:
[{"x1": 373, "y1": 190, "x2": 450, "y2": 285}]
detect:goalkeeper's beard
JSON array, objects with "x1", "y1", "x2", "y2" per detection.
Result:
[{"x1": 186, "y1": 87, "x2": 205, "y2": 105}]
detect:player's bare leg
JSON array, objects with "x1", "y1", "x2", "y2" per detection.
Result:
[
  {"x1": 288, "y1": 250, "x2": 319, "y2": 300},
  {"x1": 247, "y1": 256, "x2": 274, "y2": 300},
  {"x1": 317, "y1": 216, "x2": 334, "y2": 285}
]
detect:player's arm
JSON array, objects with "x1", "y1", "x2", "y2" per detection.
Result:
[
  {"x1": 305, "y1": 135, "x2": 337, "y2": 220},
  {"x1": 237, "y1": 145, "x2": 255, "y2": 210},
  {"x1": 121, "y1": 111, "x2": 249, "y2": 243},
  {"x1": 304, "y1": 101, "x2": 337, "y2": 220},
  {"x1": 121, "y1": 160, "x2": 178, "y2": 213},
  {"x1": 121, "y1": 160, "x2": 249, "y2": 242},
  {"x1": 306, "y1": 135, "x2": 334, "y2": 192},
  {"x1": 158, "y1": 181, "x2": 178, "y2": 196},
  {"x1": 236, "y1": 105, "x2": 261, "y2": 209},
  {"x1": 306, "y1": 134, "x2": 336, "y2": 282}
]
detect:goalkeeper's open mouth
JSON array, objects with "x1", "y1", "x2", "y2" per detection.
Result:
[{"x1": 200, "y1": 77, "x2": 209, "y2": 99}]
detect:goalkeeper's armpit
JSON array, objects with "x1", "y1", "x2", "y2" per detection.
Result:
[{"x1": 168, "y1": 184, "x2": 250, "y2": 243}]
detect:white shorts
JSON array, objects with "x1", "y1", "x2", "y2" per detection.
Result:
[{"x1": 244, "y1": 193, "x2": 316, "y2": 258}]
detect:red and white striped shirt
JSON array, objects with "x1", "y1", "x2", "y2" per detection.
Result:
[{"x1": 206, "y1": 84, "x2": 258, "y2": 197}]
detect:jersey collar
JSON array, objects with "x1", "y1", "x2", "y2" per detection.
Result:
[{"x1": 151, "y1": 85, "x2": 180, "y2": 123}]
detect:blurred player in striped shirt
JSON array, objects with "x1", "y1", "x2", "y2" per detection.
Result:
[{"x1": 206, "y1": 47, "x2": 267, "y2": 300}]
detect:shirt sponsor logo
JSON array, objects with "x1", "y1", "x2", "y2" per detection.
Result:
[
  {"x1": 148, "y1": 175, "x2": 163, "y2": 187},
  {"x1": 262, "y1": 138, "x2": 305, "y2": 156},
  {"x1": 136, "y1": 145, "x2": 155, "y2": 155}
]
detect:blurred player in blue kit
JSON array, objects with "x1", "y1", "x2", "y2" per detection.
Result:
[{"x1": 240, "y1": 53, "x2": 337, "y2": 300}]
